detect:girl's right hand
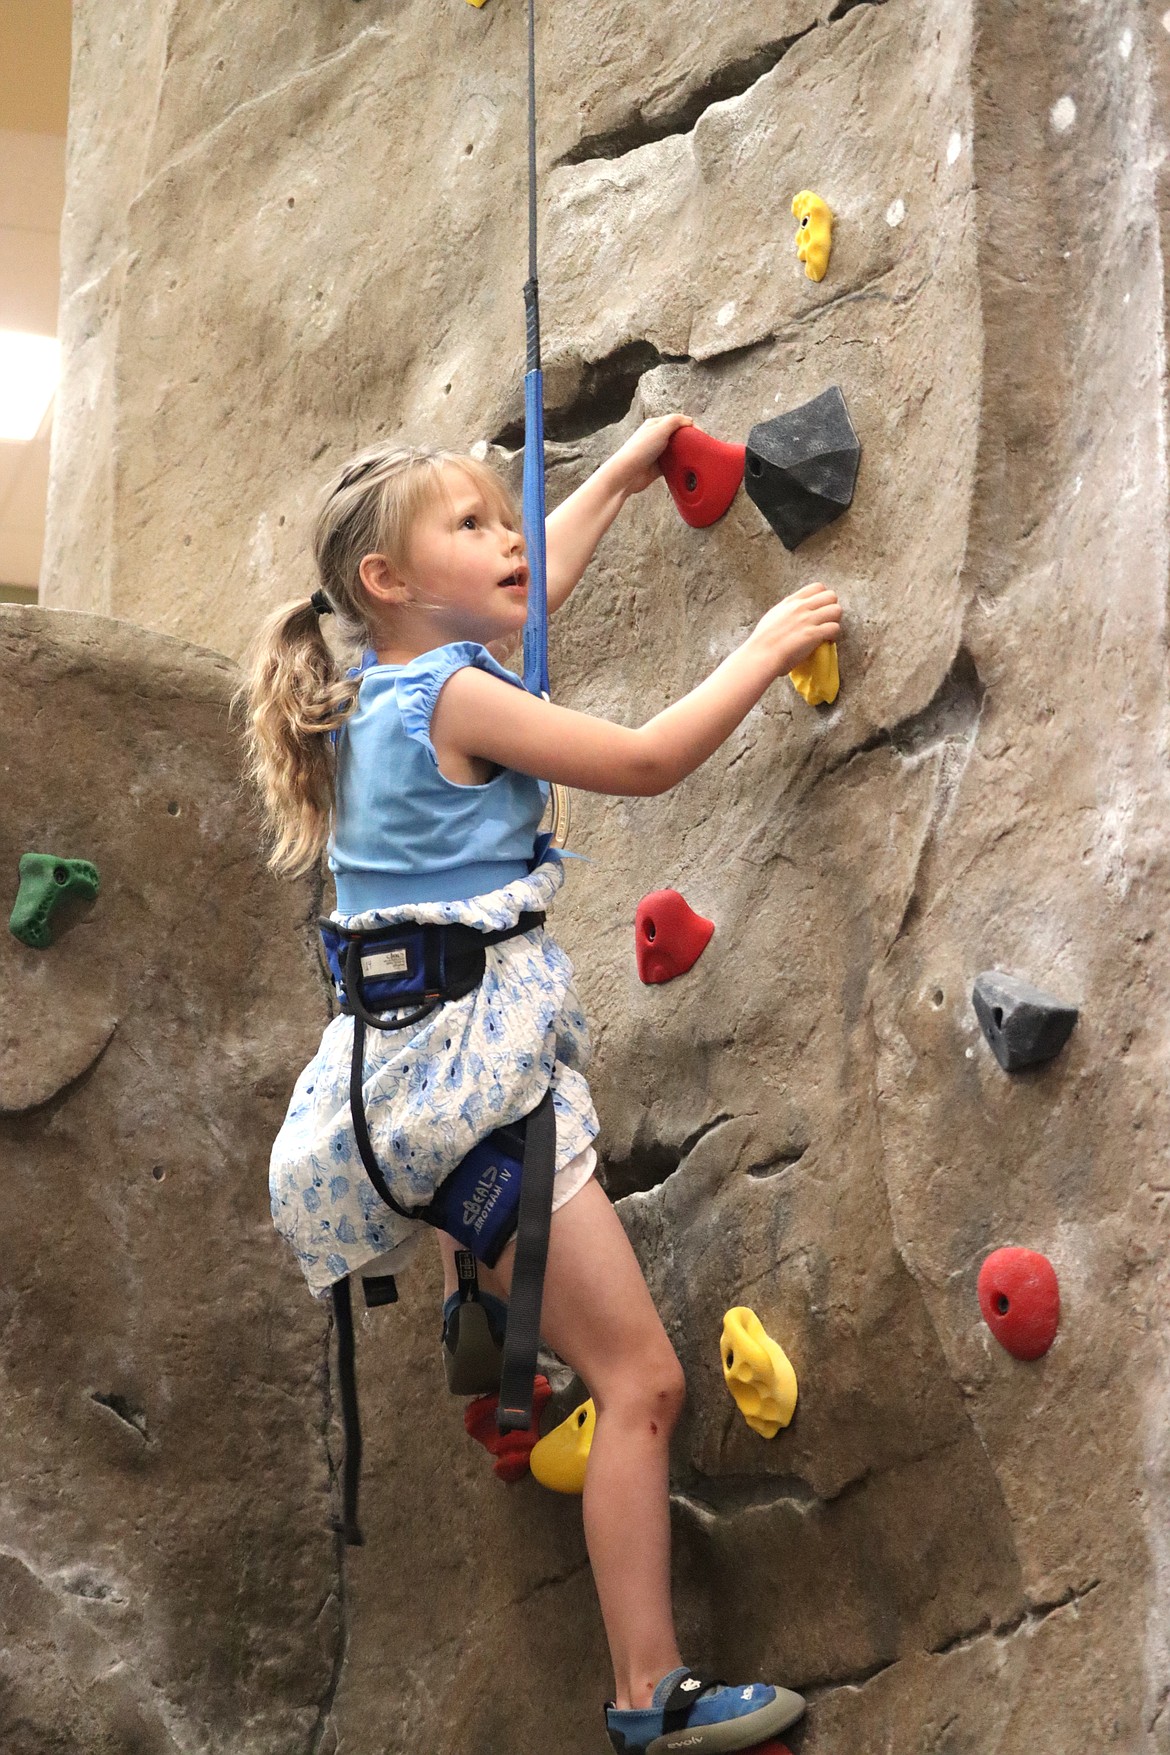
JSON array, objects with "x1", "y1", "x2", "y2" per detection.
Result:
[
  {"x1": 750, "y1": 583, "x2": 843, "y2": 677},
  {"x1": 606, "y1": 413, "x2": 693, "y2": 496}
]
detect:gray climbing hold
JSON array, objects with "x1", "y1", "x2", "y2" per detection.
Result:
[
  {"x1": 971, "y1": 972, "x2": 1079, "y2": 1072},
  {"x1": 744, "y1": 385, "x2": 861, "y2": 550}
]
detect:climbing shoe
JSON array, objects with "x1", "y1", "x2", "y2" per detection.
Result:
[
  {"x1": 441, "y1": 1287, "x2": 508, "y2": 1396},
  {"x1": 604, "y1": 1667, "x2": 805, "y2": 1755}
]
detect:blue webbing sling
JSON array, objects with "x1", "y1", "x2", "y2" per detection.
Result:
[{"x1": 520, "y1": 0, "x2": 549, "y2": 704}]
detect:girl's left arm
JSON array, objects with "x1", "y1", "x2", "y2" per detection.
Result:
[{"x1": 544, "y1": 413, "x2": 692, "y2": 613}]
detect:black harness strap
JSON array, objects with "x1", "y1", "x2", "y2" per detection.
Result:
[
  {"x1": 348, "y1": 1004, "x2": 404, "y2": 1215},
  {"x1": 496, "y1": 1087, "x2": 557, "y2": 1433},
  {"x1": 330, "y1": 1275, "x2": 365, "y2": 1546}
]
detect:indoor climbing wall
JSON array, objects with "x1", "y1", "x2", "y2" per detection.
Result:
[{"x1": 13, "y1": 0, "x2": 1170, "y2": 1751}]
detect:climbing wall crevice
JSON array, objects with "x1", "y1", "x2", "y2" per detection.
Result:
[
  {"x1": 827, "y1": 0, "x2": 891, "y2": 22},
  {"x1": 554, "y1": 0, "x2": 895, "y2": 172},
  {"x1": 825, "y1": 644, "x2": 985, "y2": 781},
  {"x1": 772, "y1": 262, "x2": 936, "y2": 346},
  {"x1": 493, "y1": 321, "x2": 823, "y2": 469},
  {"x1": 540, "y1": 331, "x2": 783, "y2": 446},
  {"x1": 795, "y1": 1576, "x2": 1100, "y2": 1706},
  {"x1": 88, "y1": 1391, "x2": 151, "y2": 1444},
  {"x1": 674, "y1": 1428, "x2": 964, "y2": 1519},
  {"x1": 0, "y1": 1018, "x2": 119, "y2": 1119},
  {"x1": 744, "y1": 1144, "x2": 808, "y2": 1179},
  {"x1": 496, "y1": 1554, "x2": 592, "y2": 1617},
  {"x1": 884, "y1": 647, "x2": 986, "y2": 949},
  {"x1": 555, "y1": 25, "x2": 820, "y2": 169},
  {"x1": 602, "y1": 1110, "x2": 736, "y2": 1200},
  {"x1": 926, "y1": 1578, "x2": 1101, "y2": 1661},
  {"x1": 490, "y1": 342, "x2": 689, "y2": 449}
]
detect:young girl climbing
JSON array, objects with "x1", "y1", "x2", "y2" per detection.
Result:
[{"x1": 243, "y1": 415, "x2": 841, "y2": 1755}]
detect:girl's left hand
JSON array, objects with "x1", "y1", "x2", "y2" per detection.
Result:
[{"x1": 609, "y1": 413, "x2": 693, "y2": 495}]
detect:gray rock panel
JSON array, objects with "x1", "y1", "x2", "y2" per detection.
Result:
[{"x1": 0, "y1": 608, "x2": 336, "y2": 1754}]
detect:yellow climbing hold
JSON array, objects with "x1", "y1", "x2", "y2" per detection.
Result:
[
  {"x1": 792, "y1": 190, "x2": 833, "y2": 282},
  {"x1": 530, "y1": 1397, "x2": 595, "y2": 1494},
  {"x1": 721, "y1": 1307, "x2": 798, "y2": 1439},
  {"x1": 465, "y1": 0, "x2": 489, "y2": 8},
  {"x1": 789, "y1": 640, "x2": 840, "y2": 706}
]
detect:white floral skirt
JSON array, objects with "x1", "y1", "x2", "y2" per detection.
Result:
[{"x1": 269, "y1": 858, "x2": 599, "y2": 1299}]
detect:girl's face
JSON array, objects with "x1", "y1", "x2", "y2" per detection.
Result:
[{"x1": 397, "y1": 467, "x2": 529, "y2": 648}]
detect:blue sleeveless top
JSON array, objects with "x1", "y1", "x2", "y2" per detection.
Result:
[{"x1": 328, "y1": 643, "x2": 549, "y2": 913}]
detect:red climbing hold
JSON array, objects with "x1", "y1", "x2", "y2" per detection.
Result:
[
  {"x1": 635, "y1": 889, "x2": 715, "y2": 985},
  {"x1": 463, "y1": 1376, "x2": 552, "y2": 1482},
  {"x1": 977, "y1": 1248, "x2": 1060, "y2": 1361},
  {"x1": 661, "y1": 425, "x2": 746, "y2": 528}
]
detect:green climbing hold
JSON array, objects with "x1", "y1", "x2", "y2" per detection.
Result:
[{"x1": 9, "y1": 853, "x2": 101, "y2": 948}]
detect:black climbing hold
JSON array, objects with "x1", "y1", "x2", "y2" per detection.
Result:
[
  {"x1": 9, "y1": 852, "x2": 101, "y2": 949},
  {"x1": 971, "y1": 972, "x2": 1079, "y2": 1072},
  {"x1": 744, "y1": 385, "x2": 861, "y2": 550}
]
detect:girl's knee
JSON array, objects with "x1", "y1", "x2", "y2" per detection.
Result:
[
  {"x1": 597, "y1": 1342, "x2": 687, "y2": 1433},
  {"x1": 654, "y1": 1351, "x2": 687, "y2": 1430}
]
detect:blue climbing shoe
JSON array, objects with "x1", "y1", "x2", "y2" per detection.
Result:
[
  {"x1": 605, "y1": 1667, "x2": 806, "y2": 1755},
  {"x1": 442, "y1": 1287, "x2": 508, "y2": 1396}
]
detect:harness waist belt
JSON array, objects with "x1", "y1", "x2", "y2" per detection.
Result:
[{"x1": 320, "y1": 910, "x2": 546, "y2": 1023}]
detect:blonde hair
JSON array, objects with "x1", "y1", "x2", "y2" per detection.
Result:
[{"x1": 239, "y1": 443, "x2": 519, "y2": 878}]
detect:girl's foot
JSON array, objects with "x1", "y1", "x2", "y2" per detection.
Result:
[{"x1": 604, "y1": 1667, "x2": 805, "y2": 1755}]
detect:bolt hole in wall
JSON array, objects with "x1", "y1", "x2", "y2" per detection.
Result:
[{"x1": 0, "y1": 1, "x2": 72, "y2": 605}]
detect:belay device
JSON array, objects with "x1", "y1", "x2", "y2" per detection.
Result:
[{"x1": 326, "y1": 0, "x2": 560, "y2": 1546}]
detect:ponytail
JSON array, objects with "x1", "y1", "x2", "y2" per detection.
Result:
[{"x1": 238, "y1": 597, "x2": 360, "y2": 878}]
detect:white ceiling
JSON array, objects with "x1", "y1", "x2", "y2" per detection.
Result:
[{"x1": 0, "y1": 127, "x2": 64, "y2": 591}]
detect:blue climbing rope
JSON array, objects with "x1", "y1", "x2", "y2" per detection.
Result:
[{"x1": 520, "y1": 0, "x2": 549, "y2": 699}]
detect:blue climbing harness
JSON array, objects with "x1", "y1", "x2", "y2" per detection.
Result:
[{"x1": 322, "y1": 908, "x2": 557, "y2": 1544}]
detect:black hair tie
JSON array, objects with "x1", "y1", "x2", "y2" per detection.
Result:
[{"x1": 310, "y1": 589, "x2": 334, "y2": 617}]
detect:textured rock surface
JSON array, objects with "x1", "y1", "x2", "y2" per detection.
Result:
[
  {"x1": 26, "y1": 0, "x2": 1170, "y2": 1751},
  {"x1": 0, "y1": 609, "x2": 337, "y2": 1753}
]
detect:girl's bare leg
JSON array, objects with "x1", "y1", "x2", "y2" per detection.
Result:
[
  {"x1": 436, "y1": 1229, "x2": 509, "y2": 1301},
  {"x1": 493, "y1": 1178, "x2": 686, "y2": 1709}
]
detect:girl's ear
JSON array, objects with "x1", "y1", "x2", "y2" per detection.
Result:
[{"x1": 359, "y1": 552, "x2": 409, "y2": 605}]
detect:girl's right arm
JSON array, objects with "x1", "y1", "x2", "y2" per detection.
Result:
[{"x1": 432, "y1": 584, "x2": 843, "y2": 796}]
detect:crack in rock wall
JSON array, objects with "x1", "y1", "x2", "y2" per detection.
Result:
[{"x1": 12, "y1": 0, "x2": 1170, "y2": 1750}]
